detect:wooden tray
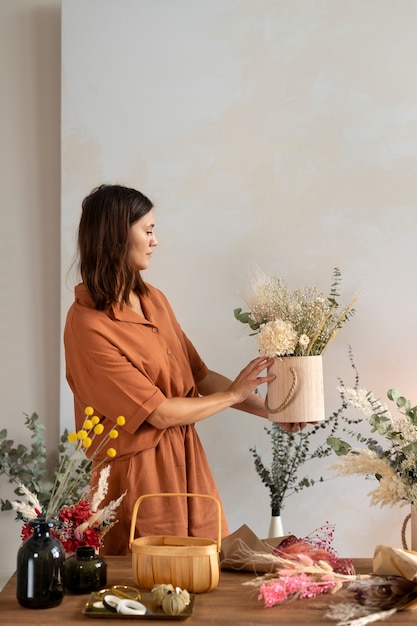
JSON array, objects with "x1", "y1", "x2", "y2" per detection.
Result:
[{"x1": 83, "y1": 590, "x2": 195, "y2": 620}]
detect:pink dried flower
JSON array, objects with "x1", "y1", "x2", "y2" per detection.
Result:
[
  {"x1": 259, "y1": 581, "x2": 288, "y2": 606},
  {"x1": 252, "y1": 523, "x2": 356, "y2": 609},
  {"x1": 296, "y1": 553, "x2": 315, "y2": 566},
  {"x1": 258, "y1": 573, "x2": 340, "y2": 607}
]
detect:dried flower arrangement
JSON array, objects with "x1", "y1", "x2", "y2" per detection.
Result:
[
  {"x1": 326, "y1": 574, "x2": 417, "y2": 626},
  {"x1": 328, "y1": 386, "x2": 417, "y2": 517},
  {"x1": 234, "y1": 267, "x2": 360, "y2": 357},
  {"x1": 326, "y1": 544, "x2": 417, "y2": 625},
  {"x1": 244, "y1": 522, "x2": 357, "y2": 606},
  {"x1": 323, "y1": 383, "x2": 417, "y2": 624},
  {"x1": 235, "y1": 269, "x2": 361, "y2": 514},
  {"x1": 241, "y1": 526, "x2": 417, "y2": 625},
  {"x1": 1, "y1": 407, "x2": 126, "y2": 553}
]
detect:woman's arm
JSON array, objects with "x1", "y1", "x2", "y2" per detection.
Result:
[
  {"x1": 197, "y1": 369, "x2": 269, "y2": 418},
  {"x1": 146, "y1": 356, "x2": 274, "y2": 429},
  {"x1": 197, "y1": 370, "x2": 307, "y2": 432}
]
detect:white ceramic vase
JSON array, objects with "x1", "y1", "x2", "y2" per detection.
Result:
[{"x1": 268, "y1": 513, "x2": 284, "y2": 538}]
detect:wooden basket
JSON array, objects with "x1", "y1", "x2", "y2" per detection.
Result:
[{"x1": 129, "y1": 493, "x2": 221, "y2": 593}]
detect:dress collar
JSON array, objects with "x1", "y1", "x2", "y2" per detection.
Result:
[{"x1": 74, "y1": 283, "x2": 153, "y2": 325}]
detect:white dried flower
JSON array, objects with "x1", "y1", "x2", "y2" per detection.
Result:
[
  {"x1": 90, "y1": 465, "x2": 110, "y2": 512},
  {"x1": 98, "y1": 490, "x2": 127, "y2": 523},
  {"x1": 390, "y1": 414, "x2": 417, "y2": 447},
  {"x1": 11, "y1": 484, "x2": 42, "y2": 520},
  {"x1": 337, "y1": 386, "x2": 391, "y2": 419},
  {"x1": 299, "y1": 334, "x2": 309, "y2": 347},
  {"x1": 256, "y1": 319, "x2": 298, "y2": 357},
  {"x1": 11, "y1": 501, "x2": 39, "y2": 520}
]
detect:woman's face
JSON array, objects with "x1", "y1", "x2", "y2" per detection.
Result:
[{"x1": 127, "y1": 210, "x2": 158, "y2": 271}]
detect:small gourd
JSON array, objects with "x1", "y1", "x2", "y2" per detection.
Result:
[
  {"x1": 162, "y1": 592, "x2": 186, "y2": 615},
  {"x1": 151, "y1": 583, "x2": 175, "y2": 606}
]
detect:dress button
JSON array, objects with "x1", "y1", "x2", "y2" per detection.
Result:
[
  {"x1": 152, "y1": 327, "x2": 158, "y2": 333},
  {"x1": 166, "y1": 349, "x2": 172, "y2": 355}
]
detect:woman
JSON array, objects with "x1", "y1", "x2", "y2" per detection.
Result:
[{"x1": 64, "y1": 184, "x2": 299, "y2": 555}]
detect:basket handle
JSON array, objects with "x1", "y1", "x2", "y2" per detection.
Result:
[
  {"x1": 129, "y1": 492, "x2": 222, "y2": 552},
  {"x1": 264, "y1": 366, "x2": 298, "y2": 414}
]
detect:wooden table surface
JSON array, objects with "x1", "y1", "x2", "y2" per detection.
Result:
[{"x1": 0, "y1": 557, "x2": 416, "y2": 625}]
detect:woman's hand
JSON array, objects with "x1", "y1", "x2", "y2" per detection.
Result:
[
  {"x1": 240, "y1": 358, "x2": 309, "y2": 431},
  {"x1": 227, "y1": 356, "x2": 276, "y2": 404},
  {"x1": 229, "y1": 358, "x2": 309, "y2": 432},
  {"x1": 277, "y1": 421, "x2": 308, "y2": 433}
]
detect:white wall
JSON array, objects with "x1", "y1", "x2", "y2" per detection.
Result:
[
  {"x1": 0, "y1": 0, "x2": 61, "y2": 588},
  {"x1": 2, "y1": 0, "x2": 417, "y2": 590},
  {"x1": 61, "y1": 0, "x2": 417, "y2": 561}
]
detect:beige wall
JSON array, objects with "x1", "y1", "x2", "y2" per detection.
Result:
[
  {"x1": 0, "y1": 0, "x2": 61, "y2": 588},
  {"x1": 2, "y1": 0, "x2": 417, "y2": 590},
  {"x1": 62, "y1": 0, "x2": 417, "y2": 560}
]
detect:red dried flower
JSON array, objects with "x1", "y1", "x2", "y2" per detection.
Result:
[
  {"x1": 20, "y1": 523, "x2": 33, "y2": 542},
  {"x1": 58, "y1": 499, "x2": 92, "y2": 525}
]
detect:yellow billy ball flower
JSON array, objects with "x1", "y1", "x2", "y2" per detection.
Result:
[
  {"x1": 68, "y1": 432, "x2": 77, "y2": 443},
  {"x1": 83, "y1": 437, "x2": 92, "y2": 448},
  {"x1": 94, "y1": 424, "x2": 104, "y2": 435},
  {"x1": 84, "y1": 406, "x2": 94, "y2": 416},
  {"x1": 77, "y1": 429, "x2": 88, "y2": 440},
  {"x1": 116, "y1": 415, "x2": 126, "y2": 426},
  {"x1": 109, "y1": 429, "x2": 119, "y2": 439},
  {"x1": 83, "y1": 419, "x2": 93, "y2": 430},
  {"x1": 107, "y1": 448, "x2": 117, "y2": 458},
  {"x1": 91, "y1": 415, "x2": 100, "y2": 425}
]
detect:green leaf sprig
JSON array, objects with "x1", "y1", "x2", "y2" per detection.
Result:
[{"x1": 0, "y1": 413, "x2": 91, "y2": 515}]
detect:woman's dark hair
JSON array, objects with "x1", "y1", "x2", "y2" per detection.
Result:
[{"x1": 78, "y1": 184, "x2": 153, "y2": 310}]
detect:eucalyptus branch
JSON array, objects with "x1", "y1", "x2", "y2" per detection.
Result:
[
  {"x1": 0, "y1": 413, "x2": 91, "y2": 514},
  {"x1": 251, "y1": 348, "x2": 362, "y2": 512}
]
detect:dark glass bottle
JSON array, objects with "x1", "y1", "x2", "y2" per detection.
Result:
[
  {"x1": 16, "y1": 517, "x2": 66, "y2": 609},
  {"x1": 65, "y1": 546, "x2": 107, "y2": 593}
]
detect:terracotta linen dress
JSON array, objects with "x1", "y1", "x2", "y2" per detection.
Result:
[{"x1": 64, "y1": 283, "x2": 229, "y2": 555}]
